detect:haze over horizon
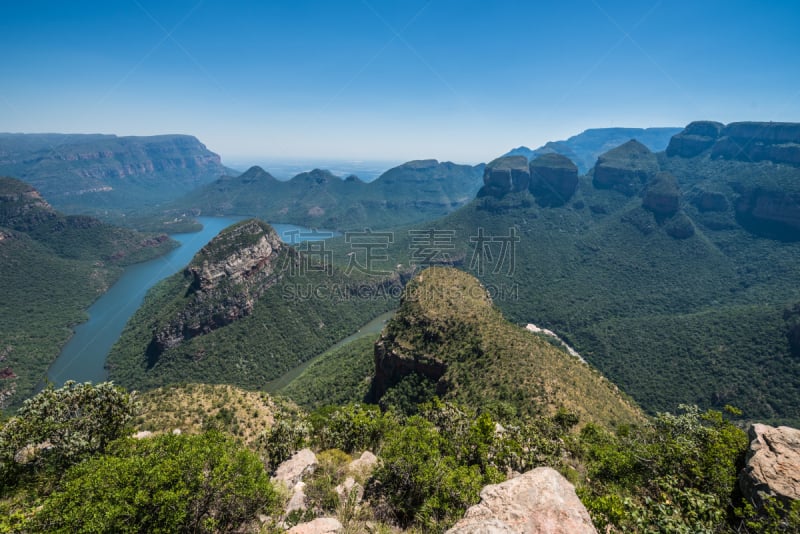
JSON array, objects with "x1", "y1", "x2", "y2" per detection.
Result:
[{"x1": 2, "y1": 0, "x2": 799, "y2": 164}]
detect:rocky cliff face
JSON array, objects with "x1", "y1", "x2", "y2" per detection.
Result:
[
  {"x1": 480, "y1": 156, "x2": 531, "y2": 197},
  {"x1": 666, "y1": 121, "x2": 725, "y2": 158},
  {"x1": 0, "y1": 133, "x2": 228, "y2": 210},
  {"x1": 642, "y1": 172, "x2": 681, "y2": 216},
  {"x1": 592, "y1": 140, "x2": 659, "y2": 196},
  {"x1": 739, "y1": 424, "x2": 800, "y2": 512},
  {"x1": 785, "y1": 304, "x2": 800, "y2": 357},
  {"x1": 667, "y1": 121, "x2": 800, "y2": 166},
  {"x1": 528, "y1": 153, "x2": 579, "y2": 207},
  {"x1": 148, "y1": 219, "x2": 289, "y2": 360},
  {"x1": 0, "y1": 177, "x2": 57, "y2": 229}
]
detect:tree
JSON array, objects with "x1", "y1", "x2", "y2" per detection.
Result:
[
  {"x1": 0, "y1": 381, "x2": 136, "y2": 486},
  {"x1": 34, "y1": 431, "x2": 280, "y2": 533}
]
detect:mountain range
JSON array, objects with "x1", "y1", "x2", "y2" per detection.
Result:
[
  {"x1": 172, "y1": 159, "x2": 484, "y2": 231},
  {"x1": 504, "y1": 126, "x2": 682, "y2": 174},
  {"x1": 0, "y1": 133, "x2": 230, "y2": 217}
]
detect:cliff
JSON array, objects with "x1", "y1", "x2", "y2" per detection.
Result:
[
  {"x1": 591, "y1": 140, "x2": 659, "y2": 196},
  {"x1": 0, "y1": 133, "x2": 228, "y2": 212},
  {"x1": 147, "y1": 219, "x2": 288, "y2": 358},
  {"x1": 665, "y1": 121, "x2": 800, "y2": 240}
]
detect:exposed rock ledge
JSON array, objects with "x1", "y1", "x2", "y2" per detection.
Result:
[
  {"x1": 525, "y1": 324, "x2": 585, "y2": 363},
  {"x1": 446, "y1": 467, "x2": 597, "y2": 534},
  {"x1": 739, "y1": 424, "x2": 800, "y2": 511}
]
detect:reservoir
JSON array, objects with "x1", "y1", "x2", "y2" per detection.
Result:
[{"x1": 46, "y1": 217, "x2": 331, "y2": 386}]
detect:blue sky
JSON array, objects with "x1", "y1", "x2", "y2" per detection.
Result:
[{"x1": 1, "y1": 1, "x2": 799, "y2": 164}]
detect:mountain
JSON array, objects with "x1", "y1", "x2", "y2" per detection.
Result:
[
  {"x1": 504, "y1": 126, "x2": 682, "y2": 174},
  {"x1": 367, "y1": 267, "x2": 643, "y2": 426},
  {"x1": 311, "y1": 121, "x2": 800, "y2": 424},
  {"x1": 106, "y1": 219, "x2": 400, "y2": 392},
  {"x1": 0, "y1": 133, "x2": 230, "y2": 216},
  {"x1": 0, "y1": 177, "x2": 175, "y2": 409},
  {"x1": 173, "y1": 159, "x2": 483, "y2": 231}
]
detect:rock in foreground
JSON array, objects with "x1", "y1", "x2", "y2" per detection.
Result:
[
  {"x1": 446, "y1": 467, "x2": 597, "y2": 534},
  {"x1": 739, "y1": 424, "x2": 800, "y2": 510}
]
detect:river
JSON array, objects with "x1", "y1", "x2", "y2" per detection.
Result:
[{"x1": 46, "y1": 217, "x2": 333, "y2": 386}]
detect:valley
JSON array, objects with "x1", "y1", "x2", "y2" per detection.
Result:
[{"x1": 2, "y1": 122, "x2": 800, "y2": 533}]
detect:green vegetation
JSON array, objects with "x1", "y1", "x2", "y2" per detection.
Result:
[
  {"x1": 1, "y1": 374, "x2": 797, "y2": 533},
  {"x1": 278, "y1": 336, "x2": 375, "y2": 410},
  {"x1": 34, "y1": 432, "x2": 279, "y2": 534},
  {"x1": 0, "y1": 177, "x2": 175, "y2": 410},
  {"x1": 107, "y1": 221, "x2": 397, "y2": 393},
  {"x1": 313, "y1": 152, "x2": 800, "y2": 424},
  {"x1": 371, "y1": 267, "x2": 644, "y2": 427}
]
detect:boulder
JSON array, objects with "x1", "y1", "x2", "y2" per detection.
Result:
[
  {"x1": 592, "y1": 140, "x2": 659, "y2": 196},
  {"x1": 482, "y1": 156, "x2": 531, "y2": 197},
  {"x1": 666, "y1": 121, "x2": 724, "y2": 158},
  {"x1": 272, "y1": 448, "x2": 318, "y2": 489},
  {"x1": 529, "y1": 153, "x2": 579, "y2": 207},
  {"x1": 347, "y1": 450, "x2": 379, "y2": 479},
  {"x1": 642, "y1": 172, "x2": 681, "y2": 216},
  {"x1": 739, "y1": 424, "x2": 800, "y2": 511},
  {"x1": 446, "y1": 467, "x2": 597, "y2": 534},
  {"x1": 286, "y1": 517, "x2": 343, "y2": 534}
]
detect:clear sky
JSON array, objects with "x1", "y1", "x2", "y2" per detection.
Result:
[{"x1": 2, "y1": 0, "x2": 799, "y2": 164}]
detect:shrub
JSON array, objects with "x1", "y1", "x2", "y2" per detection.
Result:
[{"x1": 33, "y1": 431, "x2": 279, "y2": 533}]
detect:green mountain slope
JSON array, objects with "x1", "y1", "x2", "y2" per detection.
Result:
[
  {"x1": 367, "y1": 267, "x2": 643, "y2": 426},
  {"x1": 173, "y1": 159, "x2": 483, "y2": 231},
  {"x1": 0, "y1": 177, "x2": 175, "y2": 409},
  {"x1": 107, "y1": 219, "x2": 398, "y2": 392},
  {"x1": 313, "y1": 124, "x2": 800, "y2": 423}
]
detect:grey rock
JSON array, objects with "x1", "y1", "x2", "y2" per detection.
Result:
[
  {"x1": 446, "y1": 467, "x2": 597, "y2": 534},
  {"x1": 739, "y1": 424, "x2": 800, "y2": 511},
  {"x1": 286, "y1": 517, "x2": 342, "y2": 534}
]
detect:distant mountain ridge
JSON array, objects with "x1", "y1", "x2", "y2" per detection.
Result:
[
  {"x1": 504, "y1": 127, "x2": 682, "y2": 173},
  {"x1": 174, "y1": 159, "x2": 483, "y2": 231},
  {"x1": 0, "y1": 133, "x2": 230, "y2": 215}
]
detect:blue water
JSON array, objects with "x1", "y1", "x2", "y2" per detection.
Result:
[{"x1": 47, "y1": 217, "x2": 330, "y2": 386}]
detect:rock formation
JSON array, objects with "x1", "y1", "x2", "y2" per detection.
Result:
[
  {"x1": 286, "y1": 518, "x2": 343, "y2": 534},
  {"x1": 663, "y1": 212, "x2": 695, "y2": 239},
  {"x1": 667, "y1": 121, "x2": 800, "y2": 166},
  {"x1": 272, "y1": 448, "x2": 318, "y2": 517},
  {"x1": 712, "y1": 122, "x2": 800, "y2": 165},
  {"x1": 592, "y1": 140, "x2": 659, "y2": 196},
  {"x1": 642, "y1": 172, "x2": 681, "y2": 216},
  {"x1": 446, "y1": 467, "x2": 597, "y2": 534},
  {"x1": 528, "y1": 154, "x2": 579, "y2": 207},
  {"x1": 734, "y1": 187, "x2": 800, "y2": 240},
  {"x1": 481, "y1": 156, "x2": 531, "y2": 197},
  {"x1": 692, "y1": 189, "x2": 729, "y2": 212},
  {"x1": 147, "y1": 219, "x2": 289, "y2": 359},
  {"x1": 739, "y1": 424, "x2": 800, "y2": 511},
  {"x1": 0, "y1": 133, "x2": 228, "y2": 209},
  {"x1": 785, "y1": 304, "x2": 800, "y2": 357},
  {"x1": 666, "y1": 121, "x2": 724, "y2": 158}
]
